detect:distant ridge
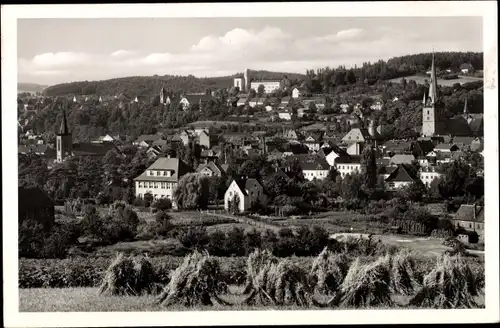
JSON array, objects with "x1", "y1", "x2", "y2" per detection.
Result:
[
  {"x1": 42, "y1": 70, "x2": 307, "y2": 97},
  {"x1": 18, "y1": 82, "x2": 49, "y2": 93}
]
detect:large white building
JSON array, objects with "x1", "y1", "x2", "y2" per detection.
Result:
[
  {"x1": 419, "y1": 167, "x2": 444, "y2": 188},
  {"x1": 133, "y1": 157, "x2": 193, "y2": 206},
  {"x1": 250, "y1": 80, "x2": 283, "y2": 94},
  {"x1": 334, "y1": 157, "x2": 362, "y2": 178}
]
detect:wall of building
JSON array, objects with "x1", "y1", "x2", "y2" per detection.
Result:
[
  {"x1": 135, "y1": 181, "x2": 177, "y2": 200},
  {"x1": 250, "y1": 81, "x2": 282, "y2": 94},
  {"x1": 335, "y1": 163, "x2": 361, "y2": 178},
  {"x1": 224, "y1": 183, "x2": 248, "y2": 213},
  {"x1": 303, "y1": 169, "x2": 329, "y2": 181}
]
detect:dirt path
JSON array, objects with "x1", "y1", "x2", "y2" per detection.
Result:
[{"x1": 203, "y1": 211, "x2": 280, "y2": 232}]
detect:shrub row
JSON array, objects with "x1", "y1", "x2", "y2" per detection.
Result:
[
  {"x1": 20, "y1": 251, "x2": 484, "y2": 290},
  {"x1": 19, "y1": 255, "x2": 247, "y2": 288}
]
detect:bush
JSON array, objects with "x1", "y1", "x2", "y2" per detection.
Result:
[
  {"x1": 153, "y1": 198, "x2": 172, "y2": 212},
  {"x1": 19, "y1": 255, "x2": 247, "y2": 288},
  {"x1": 19, "y1": 220, "x2": 80, "y2": 259},
  {"x1": 177, "y1": 227, "x2": 210, "y2": 250}
]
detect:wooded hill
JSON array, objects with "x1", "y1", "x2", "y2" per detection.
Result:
[{"x1": 42, "y1": 70, "x2": 307, "y2": 97}]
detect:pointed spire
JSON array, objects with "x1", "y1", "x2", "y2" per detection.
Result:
[
  {"x1": 428, "y1": 51, "x2": 438, "y2": 105},
  {"x1": 463, "y1": 98, "x2": 468, "y2": 115},
  {"x1": 59, "y1": 109, "x2": 69, "y2": 135}
]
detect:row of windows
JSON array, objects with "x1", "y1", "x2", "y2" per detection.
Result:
[
  {"x1": 338, "y1": 165, "x2": 360, "y2": 170},
  {"x1": 305, "y1": 171, "x2": 327, "y2": 177},
  {"x1": 457, "y1": 222, "x2": 483, "y2": 230},
  {"x1": 147, "y1": 170, "x2": 172, "y2": 177},
  {"x1": 138, "y1": 181, "x2": 175, "y2": 189},
  {"x1": 138, "y1": 193, "x2": 171, "y2": 200}
]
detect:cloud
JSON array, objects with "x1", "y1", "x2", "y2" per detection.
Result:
[
  {"x1": 31, "y1": 52, "x2": 90, "y2": 69},
  {"x1": 18, "y1": 25, "x2": 476, "y2": 85},
  {"x1": 110, "y1": 50, "x2": 135, "y2": 57}
]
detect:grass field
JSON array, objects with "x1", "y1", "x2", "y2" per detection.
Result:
[{"x1": 19, "y1": 286, "x2": 485, "y2": 312}]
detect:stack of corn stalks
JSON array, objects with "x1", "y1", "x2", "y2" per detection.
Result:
[
  {"x1": 409, "y1": 254, "x2": 481, "y2": 308},
  {"x1": 157, "y1": 250, "x2": 229, "y2": 307}
]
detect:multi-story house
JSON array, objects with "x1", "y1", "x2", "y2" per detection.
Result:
[
  {"x1": 384, "y1": 164, "x2": 420, "y2": 191},
  {"x1": 419, "y1": 166, "x2": 444, "y2": 188},
  {"x1": 133, "y1": 157, "x2": 193, "y2": 207},
  {"x1": 300, "y1": 157, "x2": 330, "y2": 181},
  {"x1": 335, "y1": 156, "x2": 362, "y2": 178}
]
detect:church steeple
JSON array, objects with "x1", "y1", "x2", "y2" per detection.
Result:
[
  {"x1": 56, "y1": 108, "x2": 72, "y2": 163},
  {"x1": 59, "y1": 109, "x2": 69, "y2": 135},
  {"x1": 421, "y1": 50, "x2": 442, "y2": 138},
  {"x1": 428, "y1": 51, "x2": 438, "y2": 105}
]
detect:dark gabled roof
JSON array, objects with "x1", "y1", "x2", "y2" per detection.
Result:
[
  {"x1": 446, "y1": 116, "x2": 472, "y2": 137},
  {"x1": 135, "y1": 134, "x2": 163, "y2": 143},
  {"x1": 134, "y1": 157, "x2": 193, "y2": 182},
  {"x1": 196, "y1": 162, "x2": 223, "y2": 175},
  {"x1": 72, "y1": 142, "x2": 117, "y2": 157},
  {"x1": 454, "y1": 204, "x2": 484, "y2": 223},
  {"x1": 385, "y1": 164, "x2": 420, "y2": 183},
  {"x1": 411, "y1": 140, "x2": 435, "y2": 156},
  {"x1": 19, "y1": 186, "x2": 55, "y2": 209},
  {"x1": 434, "y1": 143, "x2": 455, "y2": 150},
  {"x1": 18, "y1": 144, "x2": 52, "y2": 154},
  {"x1": 389, "y1": 154, "x2": 415, "y2": 165},
  {"x1": 233, "y1": 177, "x2": 262, "y2": 196},
  {"x1": 384, "y1": 141, "x2": 412, "y2": 153},
  {"x1": 335, "y1": 155, "x2": 361, "y2": 164},
  {"x1": 299, "y1": 157, "x2": 330, "y2": 171},
  {"x1": 185, "y1": 94, "x2": 214, "y2": 103},
  {"x1": 377, "y1": 165, "x2": 397, "y2": 175},
  {"x1": 468, "y1": 117, "x2": 483, "y2": 136},
  {"x1": 453, "y1": 136, "x2": 475, "y2": 146}
]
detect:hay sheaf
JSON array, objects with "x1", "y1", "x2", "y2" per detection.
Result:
[
  {"x1": 330, "y1": 256, "x2": 393, "y2": 308},
  {"x1": 388, "y1": 249, "x2": 421, "y2": 295},
  {"x1": 310, "y1": 247, "x2": 350, "y2": 295},
  {"x1": 99, "y1": 253, "x2": 162, "y2": 296},
  {"x1": 409, "y1": 254, "x2": 481, "y2": 309},
  {"x1": 242, "y1": 249, "x2": 279, "y2": 294},
  {"x1": 157, "y1": 250, "x2": 229, "y2": 307},
  {"x1": 243, "y1": 258, "x2": 318, "y2": 307}
]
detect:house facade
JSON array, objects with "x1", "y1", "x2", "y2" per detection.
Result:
[
  {"x1": 133, "y1": 157, "x2": 193, "y2": 206},
  {"x1": 196, "y1": 162, "x2": 224, "y2": 177},
  {"x1": 453, "y1": 204, "x2": 484, "y2": 242},
  {"x1": 384, "y1": 164, "x2": 420, "y2": 191},
  {"x1": 335, "y1": 157, "x2": 362, "y2": 178},
  {"x1": 224, "y1": 178, "x2": 267, "y2": 213},
  {"x1": 419, "y1": 167, "x2": 443, "y2": 187},
  {"x1": 300, "y1": 158, "x2": 330, "y2": 181}
]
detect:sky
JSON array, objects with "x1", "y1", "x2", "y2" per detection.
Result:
[{"x1": 17, "y1": 17, "x2": 483, "y2": 86}]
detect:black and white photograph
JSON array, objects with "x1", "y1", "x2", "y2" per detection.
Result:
[{"x1": 2, "y1": 2, "x2": 499, "y2": 327}]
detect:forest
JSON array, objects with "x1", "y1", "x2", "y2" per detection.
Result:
[{"x1": 41, "y1": 52, "x2": 482, "y2": 98}]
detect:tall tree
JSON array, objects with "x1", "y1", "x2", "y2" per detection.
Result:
[
  {"x1": 361, "y1": 146, "x2": 377, "y2": 190},
  {"x1": 173, "y1": 173, "x2": 210, "y2": 210}
]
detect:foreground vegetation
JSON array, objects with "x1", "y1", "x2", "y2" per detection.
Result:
[{"x1": 19, "y1": 246, "x2": 485, "y2": 311}]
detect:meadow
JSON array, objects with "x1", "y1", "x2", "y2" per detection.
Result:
[
  {"x1": 389, "y1": 75, "x2": 483, "y2": 87},
  {"x1": 20, "y1": 209, "x2": 485, "y2": 312}
]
